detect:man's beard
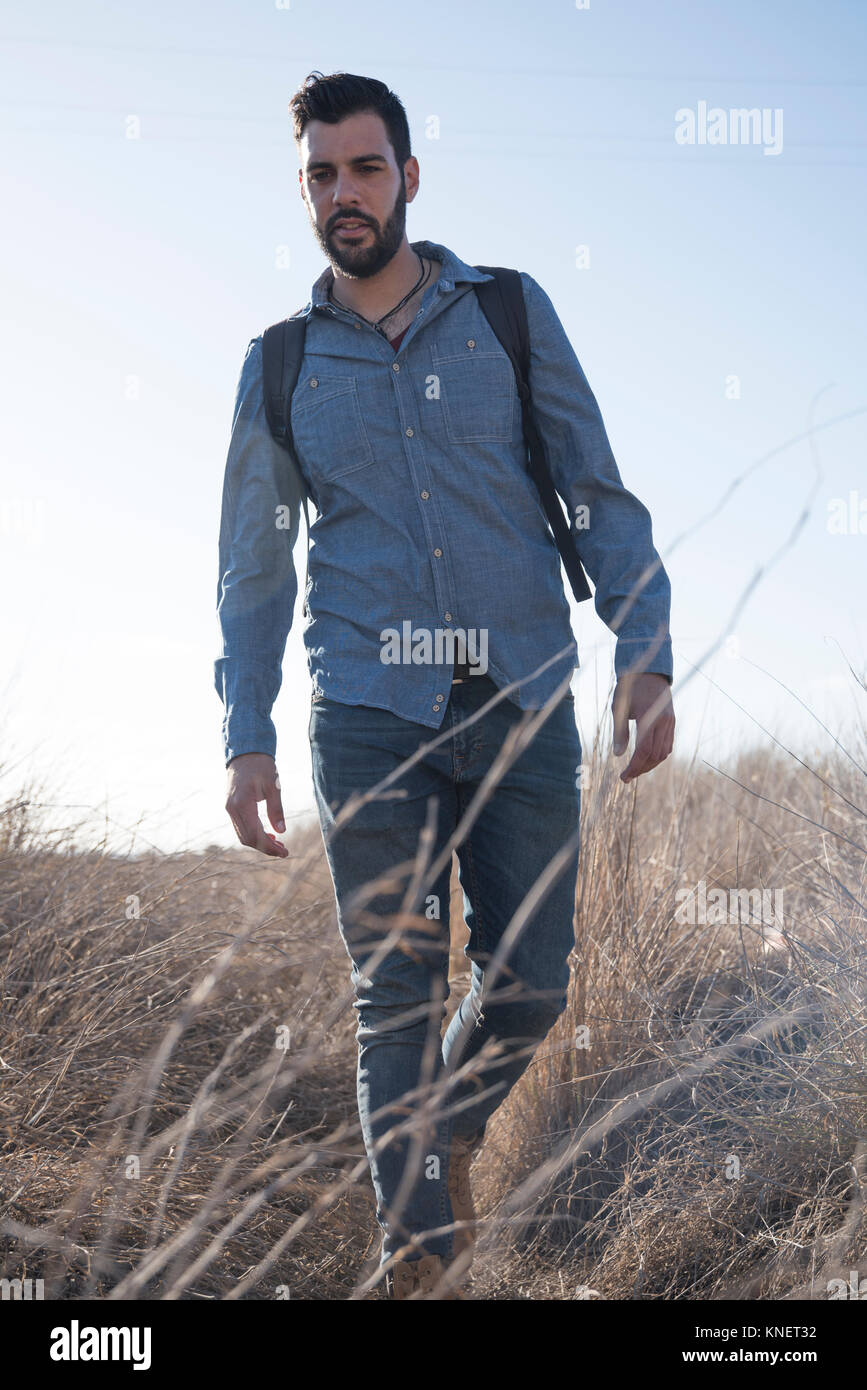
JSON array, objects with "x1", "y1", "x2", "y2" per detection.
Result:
[{"x1": 313, "y1": 177, "x2": 408, "y2": 279}]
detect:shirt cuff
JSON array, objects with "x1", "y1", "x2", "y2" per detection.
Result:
[{"x1": 614, "y1": 634, "x2": 674, "y2": 684}]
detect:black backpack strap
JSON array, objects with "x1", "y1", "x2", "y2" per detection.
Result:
[
  {"x1": 262, "y1": 316, "x2": 307, "y2": 449},
  {"x1": 474, "y1": 267, "x2": 592, "y2": 604},
  {"x1": 261, "y1": 314, "x2": 314, "y2": 606},
  {"x1": 261, "y1": 313, "x2": 318, "y2": 508}
]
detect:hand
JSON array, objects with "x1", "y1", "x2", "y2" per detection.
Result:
[
  {"x1": 612, "y1": 673, "x2": 675, "y2": 783},
  {"x1": 225, "y1": 753, "x2": 289, "y2": 857}
]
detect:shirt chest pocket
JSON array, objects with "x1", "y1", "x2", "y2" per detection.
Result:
[
  {"x1": 291, "y1": 373, "x2": 374, "y2": 483},
  {"x1": 430, "y1": 348, "x2": 517, "y2": 444}
]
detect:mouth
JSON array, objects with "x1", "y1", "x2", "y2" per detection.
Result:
[{"x1": 333, "y1": 220, "x2": 369, "y2": 237}]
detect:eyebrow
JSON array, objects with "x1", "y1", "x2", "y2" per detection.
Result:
[{"x1": 305, "y1": 153, "x2": 387, "y2": 173}]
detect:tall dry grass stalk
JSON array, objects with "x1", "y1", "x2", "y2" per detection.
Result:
[{"x1": 0, "y1": 672, "x2": 865, "y2": 1300}]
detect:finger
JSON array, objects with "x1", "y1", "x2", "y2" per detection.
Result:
[
  {"x1": 257, "y1": 825, "x2": 289, "y2": 858},
  {"x1": 611, "y1": 687, "x2": 631, "y2": 756},
  {"x1": 646, "y1": 727, "x2": 669, "y2": 773},
  {"x1": 620, "y1": 715, "x2": 655, "y2": 782},
  {"x1": 247, "y1": 809, "x2": 288, "y2": 857},
  {"x1": 621, "y1": 715, "x2": 673, "y2": 782},
  {"x1": 229, "y1": 797, "x2": 288, "y2": 858},
  {"x1": 657, "y1": 713, "x2": 675, "y2": 761},
  {"x1": 621, "y1": 743, "x2": 652, "y2": 782},
  {"x1": 265, "y1": 777, "x2": 286, "y2": 835},
  {"x1": 648, "y1": 711, "x2": 674, "y2": 763}
]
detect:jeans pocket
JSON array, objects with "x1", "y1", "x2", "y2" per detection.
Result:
[{"x1": 308, "y1": 690, "x2": 325, "y2": 741}]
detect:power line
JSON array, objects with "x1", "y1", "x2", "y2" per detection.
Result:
[
  {"x1": 1, "y1": 100, "x2": 865, "y2": 152},
  {"x1": 1, "y1": 32, "x2": 865, "y2": 86}
]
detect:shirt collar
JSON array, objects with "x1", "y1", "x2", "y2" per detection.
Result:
[{"x1": 308, "y1": 239, "x2": 493, "y2": 311}]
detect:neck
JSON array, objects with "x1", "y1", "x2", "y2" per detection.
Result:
[{"x1": 330, "y1": 238, "x2": 431, "y2": 320}]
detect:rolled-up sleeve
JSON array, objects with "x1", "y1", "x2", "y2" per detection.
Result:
[
  {"x1": 520, "y1": 273, "x2": 673, "y2": 683},
  {"x1": 214, "y1": 336, "x2": 304, "y2": 765}
]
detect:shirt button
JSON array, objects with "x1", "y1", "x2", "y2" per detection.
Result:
[
  {"x1": 405, "y1": 426, "x2": 414, "y2": 437},
  {"x1": 444, "y1": 612, "x2": 453, "y2": 622},
  {"x1": 420, "y1": 490, "x2": 430, "y2": 500},
  {"x1": 435, "y1": 693, "x2": 445, "y2": 702},
  {"x1": 467, "y1": 339, "x2": 475, "y2": 349},
  {"x1": 392, "y1": 362, "x2": 400, "y2": 371},
  {"x1": 433, "y1": 547, "x2": 443, "y2": 557},
  {"x1": 309, "y1": 377, "x2": 318, "y2": 388},
  {"x1": 432, "y1": 703, "x2": 440, "y2": 712},
  {"x1": 354, "y1": 322, "x2": 361, "y2": 330}
]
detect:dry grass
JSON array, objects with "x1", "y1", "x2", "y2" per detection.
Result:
[{"x1": 1, "y1": 690, "x2": 865, "y2": 1300}]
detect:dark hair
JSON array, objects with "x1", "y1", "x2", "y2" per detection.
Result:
[{"x1": 289, "y1": 71, "x2": 412, "y2": 172}]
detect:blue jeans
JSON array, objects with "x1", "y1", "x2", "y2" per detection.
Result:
[{"x1": 308, "y1": 675, "x2": 581, "y2": 1266}]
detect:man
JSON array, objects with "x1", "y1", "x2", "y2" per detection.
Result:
[{"x1": 215, "y1": 71, "x2": 675, "y2": 1299}]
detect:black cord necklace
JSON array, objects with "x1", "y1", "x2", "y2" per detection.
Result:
[{"x1": 328, "y1": 252, "x2": 431, "y2": 335}]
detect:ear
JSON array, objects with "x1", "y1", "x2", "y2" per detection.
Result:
[{"x1": 403, "y1": 155, "x2": 421, "y2": 203}]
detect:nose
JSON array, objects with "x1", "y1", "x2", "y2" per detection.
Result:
[{"x1": 330, "y1": 170, "x2": 364, "y2": 212}]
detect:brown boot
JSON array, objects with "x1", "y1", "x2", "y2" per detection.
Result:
[
  {"x1": 385, "y1": 1253, "x2": 466, "y2": 1300},
  {"x1": 448, "y1": 1132, "x2": 483, "y2": 1258}
]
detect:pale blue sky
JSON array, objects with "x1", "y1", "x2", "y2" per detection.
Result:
[{"x1": 1, "y1": 1, "x2": 865, "y2": 852}]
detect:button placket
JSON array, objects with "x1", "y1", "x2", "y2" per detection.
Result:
[
  {"x1": 395, "y1": 378, "x2": 455, "y2": 639},
  {"x1": 319, "y1": 272, "x2": 467, "y2": 724}
]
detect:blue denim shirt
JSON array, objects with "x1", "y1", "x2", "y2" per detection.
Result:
[{"x1": 214, "y1": 239, "x2": 673, "y2": 765}]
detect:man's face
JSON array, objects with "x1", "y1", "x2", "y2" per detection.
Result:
[{"x1": 298, "y1": 110, "x2": 418, "y2": 278}]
